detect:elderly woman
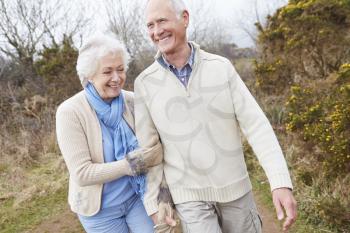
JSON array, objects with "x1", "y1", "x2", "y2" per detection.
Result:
[{"x1": 56, "y1": 33, "x2": 162, "y2": 233}]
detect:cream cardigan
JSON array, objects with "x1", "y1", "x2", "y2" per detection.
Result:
[
  {"x1": 56, "y1": 90, "x2": 162, "y2": 216},
  {"x1": 134, "y1": 42, "x2": 293, "y2": 216}
]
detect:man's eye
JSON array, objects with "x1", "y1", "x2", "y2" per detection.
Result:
[{"x1": 103, "y1": 71, "x2": 111, "y2": 75}]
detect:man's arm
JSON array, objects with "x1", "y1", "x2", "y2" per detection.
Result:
[
  {"x1": 134, "y1": 78, "x2": 163, "y2": 217},
  {"x1": 226, "y1": 60, "x2": 297, "y2": 231}
]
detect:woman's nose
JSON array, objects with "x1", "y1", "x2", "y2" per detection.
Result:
[{"x1": 111, "y1": 71, "x2": 120, "y2": 82}]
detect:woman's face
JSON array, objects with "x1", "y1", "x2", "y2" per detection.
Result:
[{"x1": 90, "y1": 52, "x2": 126, "y2": 102}]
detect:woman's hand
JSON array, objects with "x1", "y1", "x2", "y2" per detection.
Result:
[{"x1": 126, "y1": 143, "x2": 163, "y2": 176}]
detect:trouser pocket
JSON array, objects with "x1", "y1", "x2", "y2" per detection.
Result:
[
  {"x1": 250, "y1": 209, "x2": 263, "y2": 233},
  {"x1": 176, "y1": 201, "x2": 222, "y2": 233}
]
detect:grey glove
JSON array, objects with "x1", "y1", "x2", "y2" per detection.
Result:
[{"x1": 125, "y1": 143, "x2": 163, "y2": 176}]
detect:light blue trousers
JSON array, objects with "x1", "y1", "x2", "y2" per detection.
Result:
[{"x1": 78, "y1": 195, "x2": 154, "y2": 233}]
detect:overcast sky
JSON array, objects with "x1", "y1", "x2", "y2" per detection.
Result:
[
  {"x1": 206, "y1": 0, "x2": 288, "y2": 47},
  {"x1": 85, "y1": 0, "x2": 288, "y2": 48},
  {"x1": 0, "y1": 0, "x2": 288, "y2": 55},
  {"x1": 194, "y1": 0, "x2": 289, "y2": 47}
]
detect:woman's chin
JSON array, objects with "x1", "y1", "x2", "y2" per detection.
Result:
[{"x1": 108, "y1": 90, "x2": 122, "y2": 99}]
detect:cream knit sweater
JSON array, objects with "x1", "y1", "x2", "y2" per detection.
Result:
[
  {"x1": 134, "y1": 42, "x2": 293, "y2": 216},
  {"x1": 56, "y1": 90, "x2": 163, "y2": 216}
]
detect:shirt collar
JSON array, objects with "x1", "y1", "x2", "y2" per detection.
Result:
[{"x1": 158, "y1": 43, "x2": 195, "y2": 70}]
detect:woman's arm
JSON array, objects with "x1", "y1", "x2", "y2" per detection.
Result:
[
  {"x1": 123, "y1": 90, "x2": 164, "y2": 175},
  {"x1": 126, "y1": 143, "x2": 163, "y2": 176},
  {"x1": 56, "y1": 104, "x2": 133, "y2": 187}
]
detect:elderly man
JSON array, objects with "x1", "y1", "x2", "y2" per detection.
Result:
[{"x1": 134, "y1": 0, "x2": 297, "y2": 232}]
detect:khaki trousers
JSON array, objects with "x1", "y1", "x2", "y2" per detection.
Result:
[{"x1": 175, "y1": 191, "x2": 262, "y2": 233}]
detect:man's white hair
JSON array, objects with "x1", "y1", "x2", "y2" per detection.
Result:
[
  {"x1": 76, "y1": 33, "x2": 130, "y2": 87},
  {"x1": 147, "y1": 0, "x2": 187, "y2": 18},
  {"x1": 169, "y1": 0, "x2": 187, "y2": 18}
]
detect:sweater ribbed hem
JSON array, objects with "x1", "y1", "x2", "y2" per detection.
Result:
[
  {"x1": 170, "y1": 175, "x2": 252, "y2": 204},
  {"x1": 268, "y1": 173, "x2": 293, "y2": 191},
  {"x1": 143, "y1": 198, "x2": 159, "y2": 216}
]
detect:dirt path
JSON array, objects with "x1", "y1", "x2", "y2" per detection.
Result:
[
  {"x1": 29, "y1": 207, "x2": 84, "y2": 233},
  {"x1": 31, "y1": 195, "x2": 281, "y2": 233},
  {"x1": 255, "y1": 194, "x2": 281, "y2": 233}
]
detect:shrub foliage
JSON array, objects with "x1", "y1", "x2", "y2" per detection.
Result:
[
  {"x1": 35, "y1": 35, "x2": 81, "y2": 104},
  {"x1": 254, "y1": 0, "x2": 350, "y2": 93},
  {"x1": 254, "y1": 0, "x2": 350, "y2": 231}
]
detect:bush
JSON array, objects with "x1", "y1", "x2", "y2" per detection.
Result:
[
  {"x1": 286, "y1": 64, "x2": 350, "y2": 176},
  {"x1": 35, "y1": 35, "x2": 81, "y2": 104},
  {"x1": 253, "y1": 1, "x2": 350, "y2": 231},
  {"x1": 284, "y1": 64, "x2": 350, "y2": 231},
  {"x1": 254, "y1": 0, "x2": 350, "y2": 93}
]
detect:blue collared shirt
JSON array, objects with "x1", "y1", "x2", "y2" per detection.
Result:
[{"x1": 157, "y1": 43, "x2": 195, "y2": 87}]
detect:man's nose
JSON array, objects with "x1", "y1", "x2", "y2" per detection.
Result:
[{"x1": 154, "y1": 24, "x2": 164, "y2": 36}]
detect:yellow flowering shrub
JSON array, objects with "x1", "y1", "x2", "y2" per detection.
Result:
[
  {"x1": 254, "y1": 0, "x2": 350, "y2": 93},
  {"x1": 286, "y1": 64, "x2": 350, "y2": 175},
  {"x1": 254, "y1": 0, "x2": 350, "y2": 230}
]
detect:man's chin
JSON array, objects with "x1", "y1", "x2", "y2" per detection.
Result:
[
  {"x1": 159, "y1": 47, "x2": 175, "y2": 56},
  {"x1": 156, "y1": 42, "x2": 173, "y2": 53}
]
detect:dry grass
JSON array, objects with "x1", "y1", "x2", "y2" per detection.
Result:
[{"x1": 0, "y1": 84, "x2": 70, "y2": 232}]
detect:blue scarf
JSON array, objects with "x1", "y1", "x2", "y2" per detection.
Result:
[{"x1": 85, "y1": 83, "x2": 146, "y2": 199}]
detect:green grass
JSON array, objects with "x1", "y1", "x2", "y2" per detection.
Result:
[
  {"x1": 0, "y1": 186, "x2": 68, "y2": 233},
  {"x1": 250, "y1": 173, "x2": 330, "y2": 233},
  {"x1": 0, "y1": 164, "x2": 9, "y2": 174}
]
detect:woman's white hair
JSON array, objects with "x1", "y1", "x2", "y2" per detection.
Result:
[{"x1": 76, "y1": 33, "x2": 130, "y2": 87}]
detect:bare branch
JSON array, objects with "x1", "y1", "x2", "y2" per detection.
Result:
[
  {"x1": 104, "y1": 0, "x2": 150, "y2": 59},
  {"x1": 0, "y1": 0, "x2": 90, "y2": 65}
]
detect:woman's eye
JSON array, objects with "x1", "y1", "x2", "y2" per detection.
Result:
[{"x1": 103, "y1": 71, "x2": 111, "y2": 75}]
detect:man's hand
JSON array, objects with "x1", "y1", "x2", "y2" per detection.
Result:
[
  {"x1": 151, "y1": 212, "x2": 176, "y2": 226},
  {"x1": 272, "y1": 187, "x2": 297, "y2": 231},
  {"x1": 151, "y1": 212, "x2": 159, "y2": 225}
]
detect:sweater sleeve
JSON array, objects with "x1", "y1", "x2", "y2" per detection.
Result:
[
  {"x1": 134, "y1": 78, "x2": 164, "y2": 216},
  {"x1": 226, "y1": 60, "x2": 293, "y2": 191},
  {"x1": 56, "y1": 104, "x2": 131, "y2": 187}
]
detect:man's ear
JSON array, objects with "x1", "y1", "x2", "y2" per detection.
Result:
[{"x1": 182, "y1": 10, "x2": 189, "y2": 27}]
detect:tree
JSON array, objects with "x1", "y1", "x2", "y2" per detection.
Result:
[
  {"x1": 103, "y1": 0, "x2": 154, "y2": 86},
  {"x1": 34, "y1": 35, "x2": 81, "y2": 103},
  {"x1": 234, "y1": 0, "x2": 288, "y2": 46},
  {"x1": 0, "y1": 55, "x2": 7, "y2": 78},
  {"x1": 0, "y1": 0, "x2": 89, "y2": 86}
]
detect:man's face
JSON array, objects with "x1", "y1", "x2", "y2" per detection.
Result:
[{"x1": 146, "y1": 0, "x2": 188, "y2": 56}]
